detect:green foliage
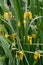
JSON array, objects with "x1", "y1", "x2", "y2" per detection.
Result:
[{"x1": 0, "y1": 0, "x2": 43, "y2": 65}]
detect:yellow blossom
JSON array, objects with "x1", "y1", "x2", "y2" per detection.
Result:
[
  {"x1": 32, "y1": 34, "x2": 36, "y2": 38},
  {"x1": 4, "y1": 12, "x2": 12, "y2": 20},
  {"x1": 16, "y1": 53, "x2": 18, "y2": 58},
  {"x1": 29, "y1": 37, "x2": 32, "y2": 45},
  {"x1": 16, "y1": 51, "x2": 24, "y2": 60},
  {"x1": 4, "y1": 12, "x2": 9, "y2": 20},
  {"x1": 19, "y1": 51, "x2": 24, "y2": 60},
  {"x1": 20, "y1": 53, "x2": 23, "y2": 60},
  {"x1": 33, "y1": 51, "x2": 40, "y2": 60},
  {"x1": 4, "y1": 12, "x2": 8, "y2": 17},
  {"x1": 28, "y1": 12, "x2": 32, "y2": 20},
  {"x1": 23, "y1": 20, "x2": 26, "y2": 27},
  {"x1": 5, "y1": 34, "x2": 10, "y2": 38},
  {"x1": 18, "y1": 21, "x2": 21, "y2": 27},
  {"x1": 0, "y1": 29, "x2": 2, "y2": 34},
  {"x1": 9, "y1": 12, "x2": 13, "y2": 18},
  {"x1": 27, "y1": 36, "x2": 32, "y2": 45},
  {"x1": 27, "y1": 36, "x2": 30, "y2": 40},
  {"x1": 24, "y1": 12, "x2": 27, "y2": 19}
]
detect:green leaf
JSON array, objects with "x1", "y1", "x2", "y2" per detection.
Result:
[{"x1": 0, "y1": 35, "x2": 15, "y2": 65}]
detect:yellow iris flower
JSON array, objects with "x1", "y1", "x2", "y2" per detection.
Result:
[
  {"x1": 16, "y1": 51, "x2": 24, "y2": 60},
  {"x1": 0, "y1": 29, "x2": 2, "y2": 34},
  {"x1": 28, "y1": 12, "x2": 32, "y2": 20},
  {"x1": 18, "y1": 21, "x2": 21, "y2": 27},
  {"x1": 27, "y1": 36, "x2": 32, "y2": 45},
  {"x1": 33, "y1": 51, "x2": 40, "y2": 60},
  {"x1": 24, "y1": 12, "x2": 28, "y2": 19},
  {"x1": 4, "y1": 12, "x2": 9, "y2": 20},
  {"x1": 5, "y1": 34, "x2": 10, "y2": 38},
  {"x1": 23, "y1": 20, "x2": 26, "y2": 27},
  {"x1": 4, "y1": 12, "x2": 12, "y2": 20},
  {"x1": 32, "y1": 34, "x2": 36, "y2": 38}
]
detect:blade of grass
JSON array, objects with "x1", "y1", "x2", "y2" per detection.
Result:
[{"x1": 0, "y1": 35, "x2": 15, "y2": 65}]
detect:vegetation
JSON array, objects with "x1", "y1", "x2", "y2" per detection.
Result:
[{"x1": 0, "y1": 0, "x2": 43, "y2": 65}]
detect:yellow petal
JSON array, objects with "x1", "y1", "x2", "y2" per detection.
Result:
[
  {"x1": 20, "y1": 54, "x2": 23, "y2": 60},
  {"x1": 24, "y1": 12, "x2": 27, "y2": 19},
  {"x1": 29, "y1": 36, "x2": 32, "y2": 45},
  {"x1": 5, "y1": 34, "x2": 10, "y2": 38},
  {"x1": 4, "y1": 12, "x2": 9, "y2": 20},
  {"x1": 34, "y1": 51, "x2": 38, "y2": 60},
  {"x1": 0, "y1": 29, "x2": 2, "y2": 34},
  {"x1": 32, "y1": 34, "x2": 36, "y2": 38},
  {"x1": 9, "y1": 12, "x2": 13, "y2": 18},
  {"x1": 16, "y1": 53, "x2": 18, "y2": 58},
  {"x1": 18, "y1": 21, "x2": 21, "y2": 27},
  {"x1": 4, "y1": 12, "x2": 8, "y2": 17},
  {"x1": 23, "y1": 20, "x2": 26, "y2": 27},
  {"x1": 33, "y1": 51, "x2": 40, "y2": 60},
  {"x1": 29, "y1": 39, "x2": 32, "y2": 45},
  {"x1": 28, "y1": 12, "x2": 32, "y2": 20},
  {"x1": 27, "y1": 35, "x2": 30, "y2": 41}
]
